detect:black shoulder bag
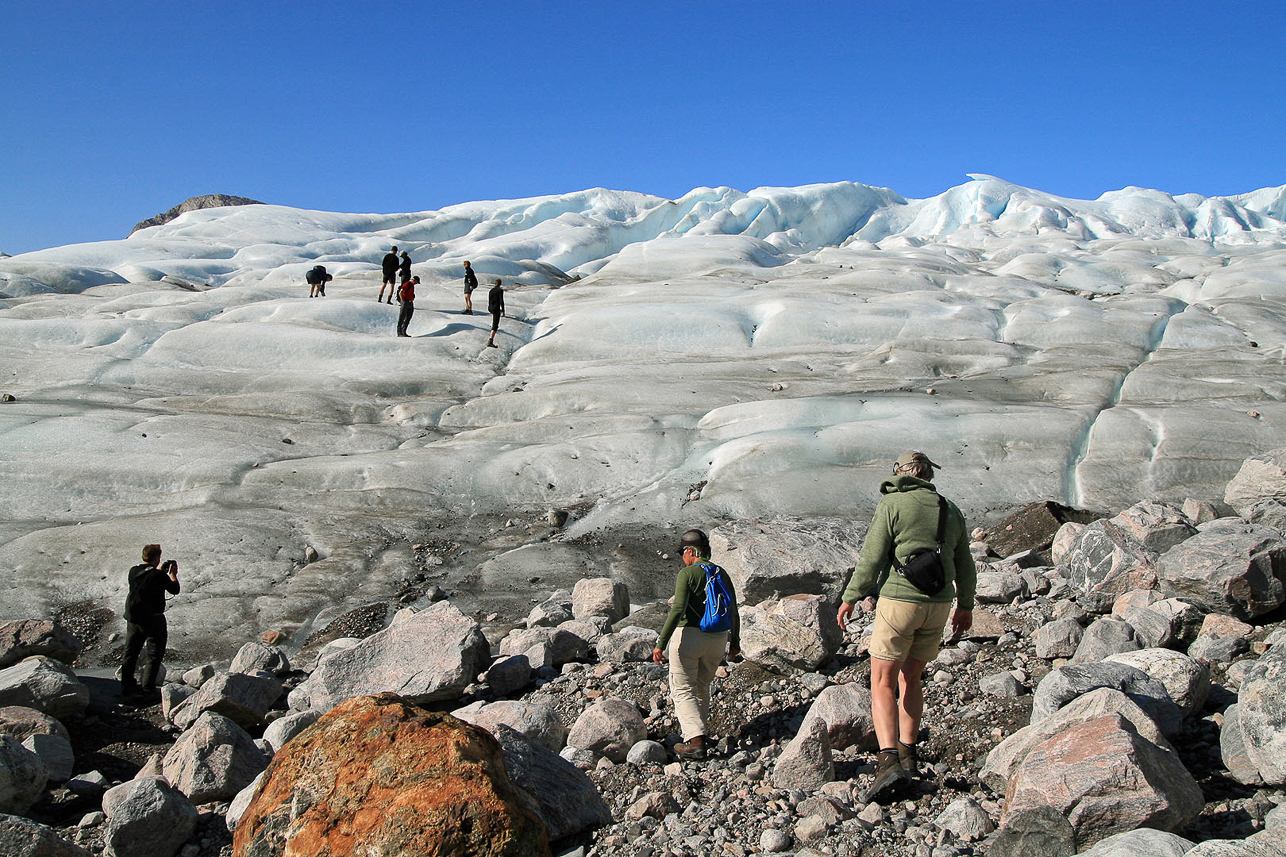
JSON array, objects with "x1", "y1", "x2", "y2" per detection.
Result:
[{"x1": 890, "y1": 495, "x2": 948, "y2": 596}]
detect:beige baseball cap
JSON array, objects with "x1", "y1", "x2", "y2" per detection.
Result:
[{"x1": 895, "y1": 450, "x2": 940, "y2": 469}]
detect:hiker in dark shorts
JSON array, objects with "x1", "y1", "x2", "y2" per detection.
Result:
[
  {"x1": 120, "y1": 543, "x2": 181, "y2": 700},
  {"x1": 463, "y1": 260, "x2": 478, "y2": 314},
  {"x1": 397, "y1": 276, "x2": 418, "y2": 337},
  {"x1": 486, "y1": 279, "x2": 505, "y2": 347},
  {"x1": 379, "y1": 246, "x2": 400, "y2": 304},
  {"x1": 306, "y1": 265, "x2": 332, "y2": 298},
  {"x1": 398, "y1": 251, "x2": 412, "y2": 284}
]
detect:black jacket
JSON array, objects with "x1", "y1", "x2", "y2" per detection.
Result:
[
  {"x1": 488, "y1": 285, "x2": 505, "y2": 315},
  {"x1": 382, "y1": 253, "x2": 399, "y2": 276},
  {"x1": 123, "y1": 563, "x2": 180, "y2": 622}
]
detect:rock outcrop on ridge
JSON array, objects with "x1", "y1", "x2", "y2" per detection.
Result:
[{"x1": 129, "y1": 195, "x2": 264, "y2": 235}]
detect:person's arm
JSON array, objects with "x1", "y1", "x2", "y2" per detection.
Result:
[
  {"x1": 838, "y1": 502, "x2": 893, "y2": 630},
  {"x1": 653, "y1": 566, "x2": 693, "y2": 663},
  {"x1": 163, "y1": 560, "x2": 180, "y2": 595}
]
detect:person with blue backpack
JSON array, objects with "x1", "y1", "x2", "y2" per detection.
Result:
[{"x1": 652, "y1": 528, "x2": 741, "y2": 760}]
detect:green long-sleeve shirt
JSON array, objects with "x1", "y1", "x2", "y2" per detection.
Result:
[
  {"x1": 656, "y1": 561, "x2": 741, "y2": 651},
  {"x1": 841, "y1": 476, "x2": 977, "y2": 609}
]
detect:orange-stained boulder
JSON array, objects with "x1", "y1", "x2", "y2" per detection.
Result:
[{"x1": 233, "y1": 694, "x2": 550, "y2": 857}]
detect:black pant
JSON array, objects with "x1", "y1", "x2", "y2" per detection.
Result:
[
  {"x1": 397, "y1": 301, "x2": 414, "y2": 336},
  {"x1": 121, "y1": 615, "x2": 167, "y2": 690}
]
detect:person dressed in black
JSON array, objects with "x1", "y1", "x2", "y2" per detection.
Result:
[
  {"x1": 398, "y1": 251, "x2": 412, "y2": 285},
  {"x1": 397, "y1": 276, "x2": 418, "y2": 337},
  {"x1": 120, "y1": 543, "x2": 180, "y2": 700},
  {"x1": 486, "y1": 278, "x2": 505, "y2": 347},
  {"x1": 462, "y1": 260, "x2": 478, "y2": 314},
  {"x1": 379, "y1": 246, "x2": 400, "y2": 304},
  {"x1": 306, "y1": 265, "x2": 332, "y2": 298}
]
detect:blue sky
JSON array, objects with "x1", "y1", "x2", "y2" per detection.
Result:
[{"x1": 3, "y1": 1, "x2": 1284, "y2": 255}]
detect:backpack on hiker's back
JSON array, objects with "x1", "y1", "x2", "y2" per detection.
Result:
[{"x1": 697, "y1": 562, "x2": 733, "y2": 633}]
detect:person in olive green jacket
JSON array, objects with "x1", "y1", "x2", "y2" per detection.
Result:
[
  {"x1": 652, "y1": 529, "x2": 741, "y2": 760},
  {"x1": 836, "y1": 450, "x2": 977, "y2": 798}
]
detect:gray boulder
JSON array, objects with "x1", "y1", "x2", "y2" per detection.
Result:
[
  {"x1": 1075, "y1": 828, "x2": 1194, "y2": 857},
  {"x1": 0, "y1": 735, "x2": 47, "y2": 815},
  {"x1": 262, "y1": 710, "x2": 320, "y2": 754},
  {"x1": 1121, "y1": 607, "x2": 1176, "y2": 649},
  {"x1": 483, "y1": 654, "x2": 532, "y2": 697},
  {"x1": 498, "y1": 627, "x2": 589, "y2": 667},
  {"x1": 1223, "y1": 447, "x2": 1286, "y2": 515},
  {"x1": 625, "y1": 740, "x2": 668, "y2": 765},
  {"x1": 0, "y1": 706, "x2": 69, "y2": 743},
  {"x1": 980, "y1": 671, "x2": 1026, "y2": 697},
  {"x1": 1243, "y1": 497, "x2": 1286, "y2": 534},
  {"x1": 1146, "y1": 598, "x2": 1205, "y2": 647},
  {"x1": 1181, "y1": 497, "x2": 1234, "y2": 525},
  {"x1": 1157, "y1": 521, "x2": 1286, "y2": 620},
  {"x1": 0, "y1": 621, "x2": 80, "y2": 670},
  {"x1": 0, "y1": 657, "x2": 90, "y2": 719},
  {"x1": 798, "y1": 682, "x2": 876, "y2": 751},
  {"x1": 291, "y1": 600, "x2": 490, "y2": 712},
  {"x1": 772, "y1": 716, "x2": 833, "y2": 791},
  {"x1": 453, "y1": 699, "x2": 567, "y2": 753},
  {"x1": 181, "y1": 664, "x2": 215, "y2": 689},
  {"x1": 492, "y1": 724, "x2": 612, "y2": 842},
  {"x1": 1002, "y1": 714, "x2": 1203, "y2": 847},
  {"x1": 933, "y1": 796, "x2": 994, "y2": 842},
  {"x1": 225, "y1": 771, "x2": 265, "y2": 832},
  {"x1": 1220, "y1": 704, "x2": 1262, "y2": 786},
  {"x1": 1064, "y1": 519, "x2": 1161, "y2": 606},
  {"x1": 21, "y1": 733, "x2": 72, "y2": 783},
  {"x1": 1235, "y1": 642, "x2": 1286, "y2": 784},
  {"x1": 741, "y1": 594, "x2": 843, "y2": 673},
  {"x1": 0, "y1": 813, "x2": 91, "y2": 856},
  {"x1": 709, "y1": 516, "x2": 865, "y2": 603},
  {"x1": 1034, "y1": 617, "x2": 1084, "y2": 660},
  {"x1": 228, "y1": 642, "x2": 290, "y2": 677},
  {"x1": 595, "y1": 627, "x2": 657, "y2": 663},
  {"x1": 1071, "y1": 618, "x2": 1143, "y2": 664},
  {"x1": 1188, "y1": 634, "x2": 1249, "y2": 664},
  {"x1": 160, "y1": 684, "x2": 195, "y2": 722},
  {"x1": 525, "y1": 592, "x2": 573, "y2": 629},
  {"x1": 989, "y1": 805, "x2": 1075, "y2": 857},
  {"x1": 571, "y1": 578, "x2": 630, "y2": 623},
  {"x1": 1032, "y1": 662, "x2": 1182, "y2": 736},
  {"x1": 1104, "y1": 649, "x2": 1209, "y2": 718},
  {"x1": 982, "y1": 687, "x2": 1174, "y2": 793},
  {"x1": 170, "y1": 671, "x2": 282, "y2": 730},
  {"x1": 975, "y1": 571, "x2": 1025, "y2": 604},
  {"x1": 1109, "y1": 502, "x2": 1197, "y2": 554},
  {"x1": 558, "y1": 616, "x2": 613, "y2": 644},
  {"x1": 566, "y1": 698, "x2": 645, "y2": 762},
  {"x1": 101, "y1": 777, "x2": 197, "y2": 857},
  {"x1": 161, "y1": 712, "x2": 268, "y2": 803}
]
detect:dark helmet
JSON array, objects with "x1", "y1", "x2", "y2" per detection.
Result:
[{"x1": 678, "y1": 528, "x2": 710, "y2": 557}]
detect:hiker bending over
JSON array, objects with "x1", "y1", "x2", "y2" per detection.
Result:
[
  {"x1": 120, "y1": 543, "x2": 181, "y2": 700},
  {"x1": 836, "y1": 450, "x2": 976, "y2": 798},
  {"x1": 653, "y1": 529, "x2": 741, "y2": 760}
]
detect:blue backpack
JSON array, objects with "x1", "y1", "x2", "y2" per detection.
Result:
[{"x1": 698, "y1": 562, "x2": 733, "y2": 633}]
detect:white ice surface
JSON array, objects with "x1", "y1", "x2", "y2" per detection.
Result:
[{"x1": 4, "y1": 176, "x2": 1286, "y2": 657}]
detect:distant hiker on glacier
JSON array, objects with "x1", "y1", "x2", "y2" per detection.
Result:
[
  {"x1": 486, "y1": 279, "x2": 505, "y2": 347},
  {"x1": 378, "y1": 246, "x2": 400, "y2": 304},
  {"x1": 306, "y1": 264, "x2": 332, "y2": 298},
  {"x1": 120, "y1": 543, "x2": 181, "y2": 701},
  {"x1": 398, "y1": 250, "x2": 412, "y2": 284},
  {"x1": 396, "y1": 276, "x2": 418, "y2": 337},
  {"x1": 652, "y1": 529, "x2": 741, "y2": 760},
  {"x1": 462, "y1": 260, "x2": 478, "y2": 314},
  {"x1": 836, "y1": 450, "x2": 976, "y2": 800}
]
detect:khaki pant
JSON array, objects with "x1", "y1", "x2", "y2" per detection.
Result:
[{"x1": 668, "y1": 626, "x2": 728, "y2": 741}]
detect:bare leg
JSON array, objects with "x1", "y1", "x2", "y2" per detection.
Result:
[
  {"x1": 897, "y1": 657, "x2": 928, "y2": 744},
  {"x1": 870, "y1": 656, "x2": 902, "y2": 750}
]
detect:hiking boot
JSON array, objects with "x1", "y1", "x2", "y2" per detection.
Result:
[
  {"x1": 862, "y1": 749, "x2": 908, "y2": 802},
  {"x1": 898, "y1": 740, "x2": 920, "y2": 777},
  {"x1": 674, "y1": 736, "x2": 707, "y2": 760},
  {"x1": 486, "y1": 341, "x2": 497, "y2": 348}
]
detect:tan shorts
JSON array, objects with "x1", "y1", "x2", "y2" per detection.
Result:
[{"x1": 868, "y1": 599, "x2": 953, "y2": 663}]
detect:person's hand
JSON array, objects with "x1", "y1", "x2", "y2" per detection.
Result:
[
  {"x1": 836, "y1": 601, "x2": 854, "y2": 632},
  {"x1": 651, "y1": 647, "x2": 665, "y2": 665},
  {"x1": 728, "y1": 645, "x2": 741, "y2": 662},
  {"x1": 951, "y1": 609, "x2": 973, "y2": 637}
]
